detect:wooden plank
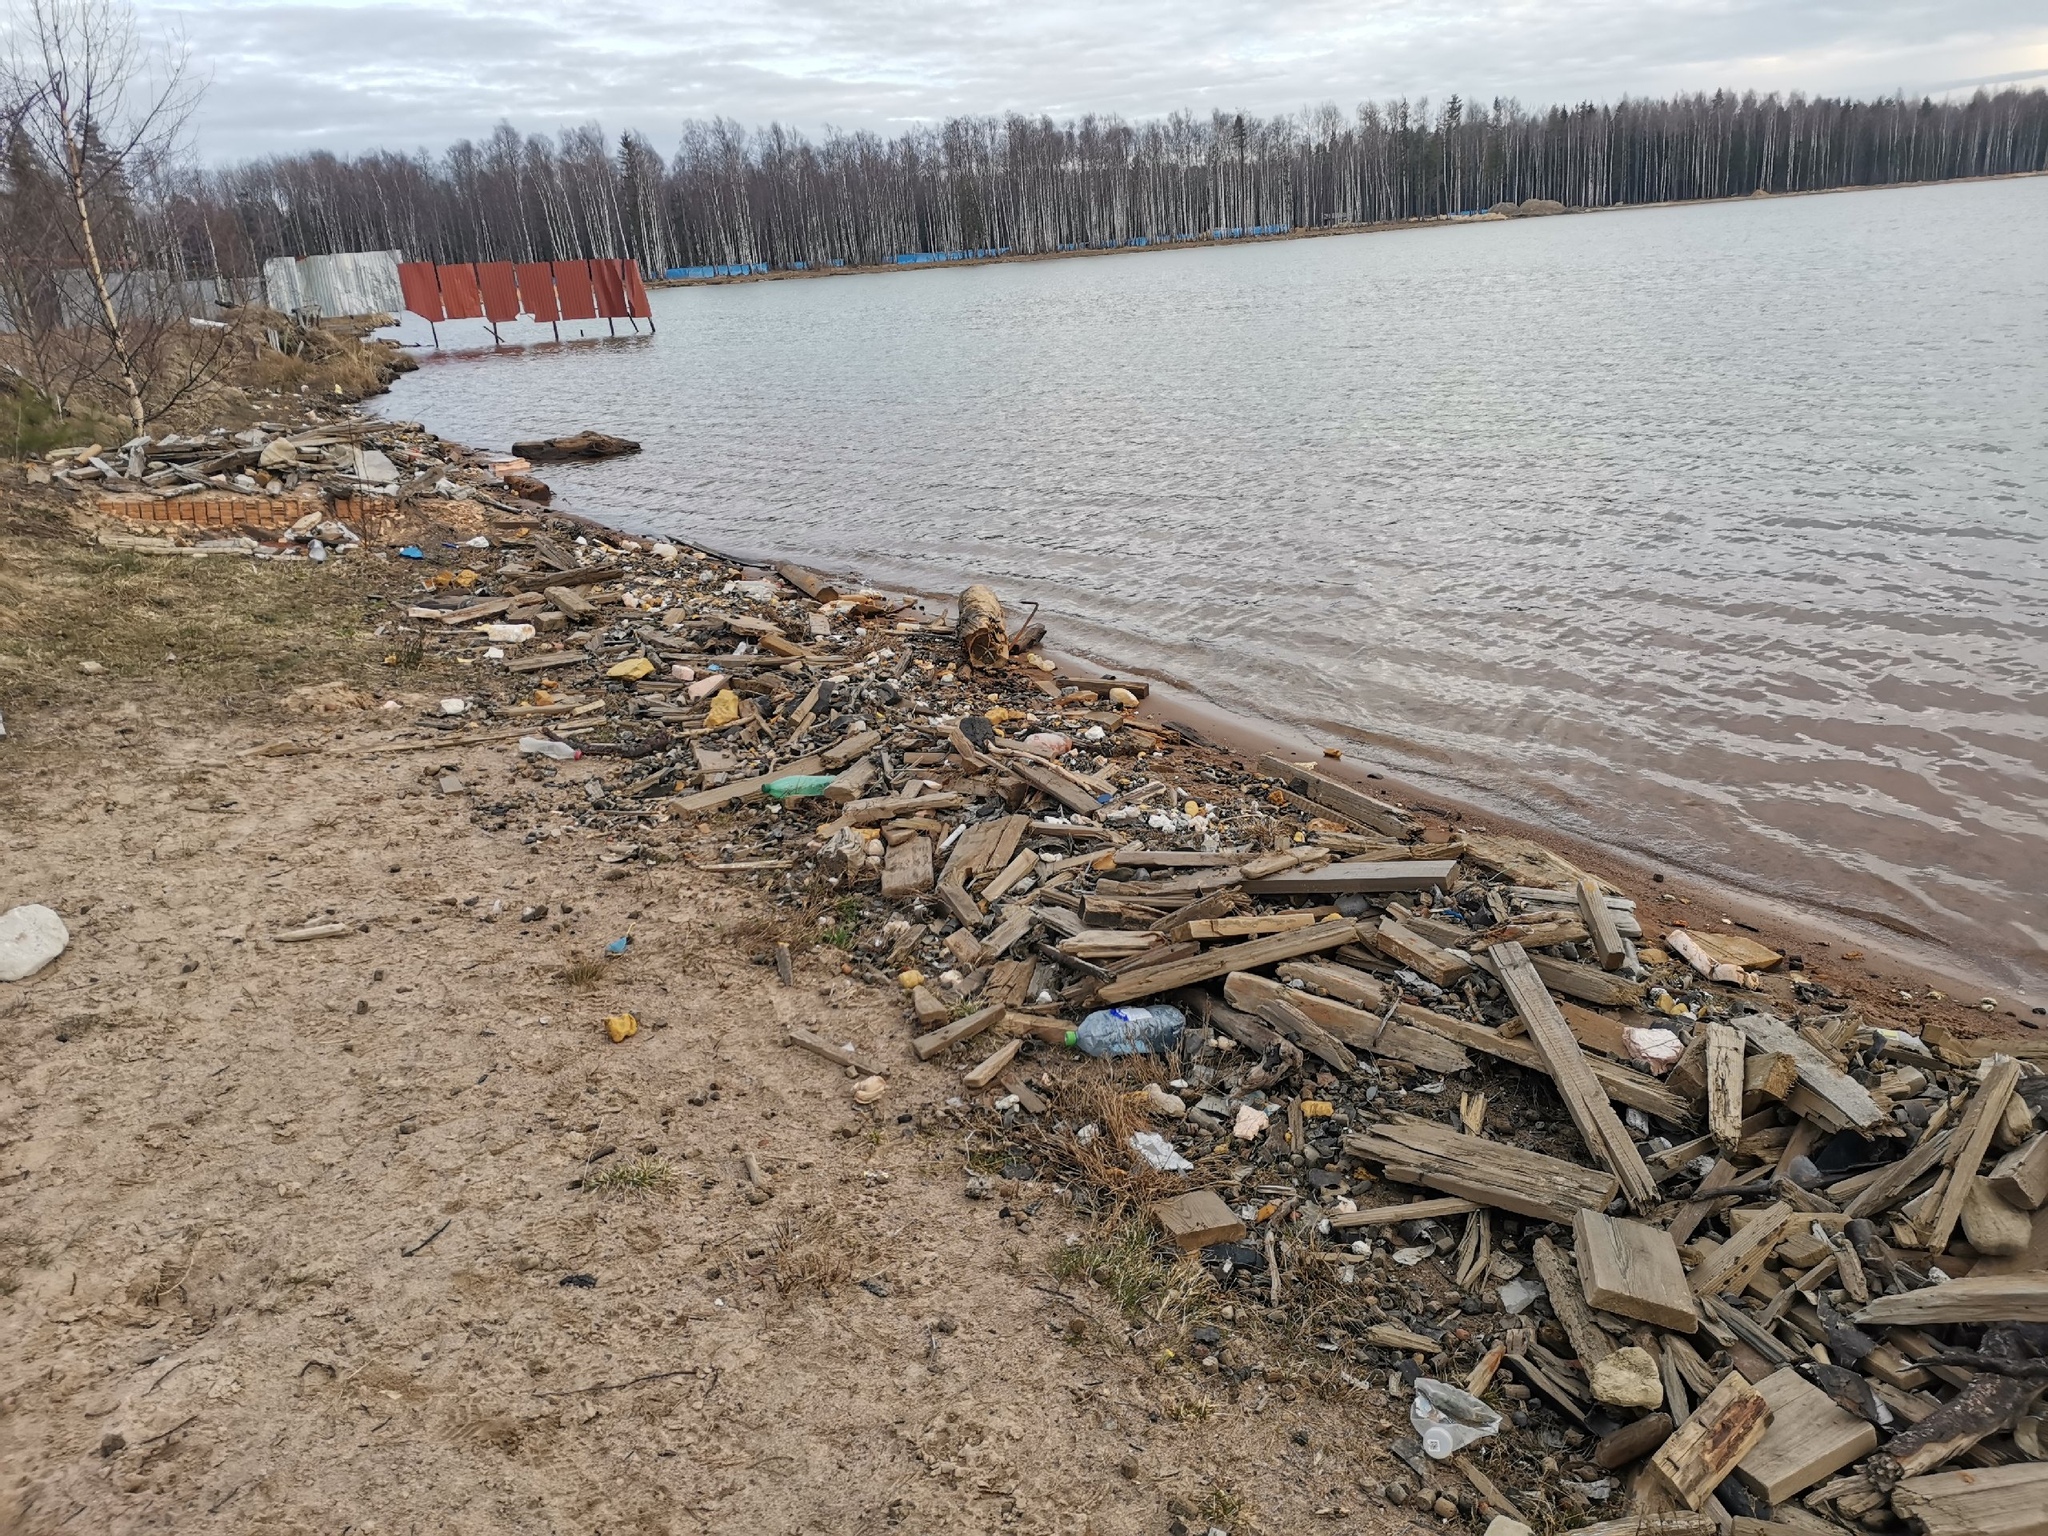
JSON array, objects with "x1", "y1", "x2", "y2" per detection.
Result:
[
  {"x1": 977, "y1": 905, "x2": 1039, "y2": 962},
  {"x1": 1689, "y1": 1202, "x2": 1792, "y2": 1298},
  {"x1": 1892, "y1": 1462, "x2": 2048, "y2": 1536},
  {"x1": 1989, "y1": 1132, "x2": 2048, "y2": 1211},
  {"x1": 1221, "y1": 971, "x2": 1471, "y2": 1074},
  {"x1": 1278, "y1": 960, "x2": 1693, "y2": 1125},
  {"x1": 1530, "y1": 1235, "x2": 1615, "y2": 1366},
  {"x1": 1575, "y1": 1210, "x2": 1700, "y2": 1333},
  {"x1": 1735, "y1": 1367, "x2": 1877, "y2": 1503},
  {"x1": 1256, "y1": 755, "x2": 1415, "y2": 837},
  {"x1": 1649, "y1": 1374, "x2": 1772, "y2": 1511},
  {"x1": 1342, "y1": 1116, "x2": 1619, "y2": 1225},
  {"x1": 962, "y1": 1038, "x2": 1020, "y2": 1090},
  {"x1": 1244, "y1": 858, "x2": 1457, "y2": 897},
  {"x1": 1370, "y1": 915, "x2": 1472, "y2": 986},
  {"x1": 1732, "y1": 1012, "x2": 1885, "y2": 1131},
  {"x1": 1326, "y1": 1197, "x2": 1480, "y2": 1230},
  {"x1": 1093, "y1": 921, "x2": 1360, "y2": 1004},
  {"x1": 1577, "y1": 876, "x2": 1628, "y2": 971},
  {"x1": 911, "y1": 1004, "x2": 1006, "y2": 1062},
  {"x1": 819, "y1": 731, "x2": 883, "y2": 772},
  {"x1": 940, "y1": 819, "x2": 1004, "y2": 885},
  {"x1": 1855, "y1": 1274, "x2": 2048, "y2": 1326},
  {"x1": 822, "y1": 755, "x2": 876, "y2": 803},
  {"x1": 784, "y1": 1024, "x2": 886, "y2": 1077},
  {"x1": 1924, "y1": 1056, "x2": 2023, "y2": 1253},
  {"x1": 1172, "y1": 913, "x2": 1320, "y2": 943},
  {"x1": 979, "y1": 848, "x2": 1039, "y2": 905},
  {"x1": 1150, "y1": 1190, "x2": 1246, "y2": 1251},
  {"x1": 1492, "y1": 941, "x2": 1658, "y2": 1210},
  {"x1": 1003, "y1": 756, "x2": 1101, "y2": 817},
  {"x1": 1527, "y1": 951, "x2": 1646, "y2": 1007},
  {"x1": 832, "y1": 791, "x2": 965, "y2": 826},
  {"x1": 1843, "y1": 1127, "x2": 1952, "y2": 1221},
  {"x1": 881, "y1": 835, "x2": 935, "y2": 900},
  {"x1": 672, "y1": 753, "x2": 827, "y2": 813},
  {"x1": 1705, "y1": 1022, "x2": 1746, "y2": 1152}
]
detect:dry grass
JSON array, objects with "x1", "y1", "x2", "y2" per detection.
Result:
[
  {"x1": 0, "y1": 532, "x2": 434, "y2": 714},
  {"x1": 583, "y1": 1156, "x2": 678, "y2": 1198},
  {"x1": 555, "y1": 958, "x2": 608, "y2": 990}
]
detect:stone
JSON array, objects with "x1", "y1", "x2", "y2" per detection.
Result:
[
  {"x1": 1589, "y1": 1346, "x2": 1663, "y2": 1410},
  {"x1": 1485, "y1": 1519, "x2": 1534, "y2": 1536},
  {"x1": 0, "y1": 904, "x2": 69, "y2": 982}
]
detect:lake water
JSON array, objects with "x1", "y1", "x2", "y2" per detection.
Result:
[{"x1": 378, "y1": 177, "x2": 2048, "y2": 998}]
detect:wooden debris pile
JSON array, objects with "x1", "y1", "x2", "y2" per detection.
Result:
[{"x1": 386, "y1": 514, "x2": 2048, "y2": 1536}]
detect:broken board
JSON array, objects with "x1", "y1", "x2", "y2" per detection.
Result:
[{"x1": 1574, "y1": 1209, "x2": 1699, "y2": 1333}]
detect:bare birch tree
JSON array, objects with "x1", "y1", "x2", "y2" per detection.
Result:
[{"x1": 3, "y1": 0, "x2": 197, "y2": 434}]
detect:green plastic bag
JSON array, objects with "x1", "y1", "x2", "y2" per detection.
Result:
[{"x1": 765, "y1": 775, "x2": 836, "y2": 800}]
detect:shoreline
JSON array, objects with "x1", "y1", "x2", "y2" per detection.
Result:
[
  {"x1": 647, "y1": 168, "x2": 2048, "y2": 290},
  {"x1": 514, "y1": 487, "x2": 2041, "y2": 1036}
]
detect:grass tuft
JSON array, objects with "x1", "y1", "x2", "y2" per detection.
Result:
[{"x1": 583, "y1": 1156, "x2": 677, "y2": 1197}]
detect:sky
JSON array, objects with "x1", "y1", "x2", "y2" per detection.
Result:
[{"x1": 127, "y1": 0, "x2": 2048, "y2": 164}]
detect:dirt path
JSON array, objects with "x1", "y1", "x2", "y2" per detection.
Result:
[{"x1": 0, "y1": 539, "x2": 1402, "y2": 1534}]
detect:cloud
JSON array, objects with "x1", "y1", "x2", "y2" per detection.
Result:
[{"x1": 131, "y1": 0, "x2": 2048, "y2": 162}]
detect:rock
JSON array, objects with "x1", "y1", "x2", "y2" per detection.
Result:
[
  {"x1": 1588, "y1": 1346, "x2": 1663, "y2": 1410},
  {"x1": 0, "y1": 904, "x2": 69, "y2": 982},
  {"x1": 1383, "y1": 1480, "x2": 1410, "y2": 1506},
  {"x1": 852, "y1": 1075, "x2": 887, "y2": 1104},
  {"x1": 501, "y1": 471, "x2": 552, "y2": 503},
  {"x1": 1233, "y1": 1104, "x2": 1269, "y2": 1140},
  {"x1": 509, "y1": 431, "x2": 641, "y2": 462},
  {"x1": 1434, "y1": 1497, "x2": 1459, "y2": 1519},
  {"x1": 1485, "y1": 1519, "x2": 1533, "y2": 1536},
  {"x1": 77, "y1": 660, "x2": 104, "y2": 675}
]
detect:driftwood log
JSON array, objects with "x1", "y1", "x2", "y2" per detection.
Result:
[
  {"x1": 957, "y1": 585, "x2": 1009, "y2": 669},
  {"x1": 508, "y1": 431, "x2": 641, "y2": 461},
  {"x1": 1866, "y1": 1324, "x2": 2044, "y2": 1487}
]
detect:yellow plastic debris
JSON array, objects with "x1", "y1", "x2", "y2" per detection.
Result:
[
  {"x1": 704, "y1": 689, "x2": 740, "y2": 729},
  {"x1": 898, "y1": 970, "x2": 925, "y2": 991},
  {"x1": 455, "y1": 569, "x2": 480, "y2": 588},
  {"x1": 604, "y1": 1011, "x2": 639, "y2": 1043},
  {"x1": 1301, "y1": 1100, "x2": 1335, "y2": 1118},
  {"x1": 607, "y1": 656, "x2": 656, "y2": 681}
]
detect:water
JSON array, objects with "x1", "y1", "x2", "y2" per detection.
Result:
[{"x1": 379, "y1": 178, "x2": 2048, "y2": 997}]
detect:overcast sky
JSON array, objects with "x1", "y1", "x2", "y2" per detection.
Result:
[{"x1": 134, "y1": 0, "x2": 2048, "y2": 164}]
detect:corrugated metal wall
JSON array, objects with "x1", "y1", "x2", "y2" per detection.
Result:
[{"x1": 263, "y1": 251, "x2": 405, "y2": 319}]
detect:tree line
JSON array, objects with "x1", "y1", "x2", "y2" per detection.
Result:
[{"x1": 204, "y1": 88, "x2": 2048, "y2": 276}]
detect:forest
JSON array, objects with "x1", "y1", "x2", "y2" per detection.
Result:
[{"x1": 200, "y1": 88, "x2": 2048, "y2": 276}]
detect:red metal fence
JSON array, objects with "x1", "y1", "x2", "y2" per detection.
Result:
[{"x1": 394, "y1": 259, "x2": 651, "y2": 336}]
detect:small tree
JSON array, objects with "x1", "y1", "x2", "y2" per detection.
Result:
[{"x1": 2, "y1": 0, "x2": 197, "y2": 435}]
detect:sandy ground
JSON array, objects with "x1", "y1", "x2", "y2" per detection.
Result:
[
  {"x1": 0, "y1": 663, "x2": 1411, "y2": 1535},
  {"x1": 2, "y1": 469, "x2": 2031, "y2": 1536}
]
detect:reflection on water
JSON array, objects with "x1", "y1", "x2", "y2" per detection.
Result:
[{"x1": 379, "y1": 177, "x2": 2048, "y2": 996}]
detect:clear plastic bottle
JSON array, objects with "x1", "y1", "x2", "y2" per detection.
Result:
[
  {"x1": 1066, "y1": 1004, "x2": 1185, "y2": 1057},
  {"x1": 1408, "y1": 1377, "x2": 1502, "y2": 1458},
  {"x1": 519, "y1": 736, "x2": 579, "y2": 760}
]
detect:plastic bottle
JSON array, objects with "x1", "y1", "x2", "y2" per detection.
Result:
[
  {"x1": 519, "y1": 736, "x2": 579, "y2": 760},
  {"x1": 1066, "y1": 1004, "x2": 1185, "y2": 1057},
  {"x1": 1408, "y1": 1377, "x2": 1502, "y2": 1458}
]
